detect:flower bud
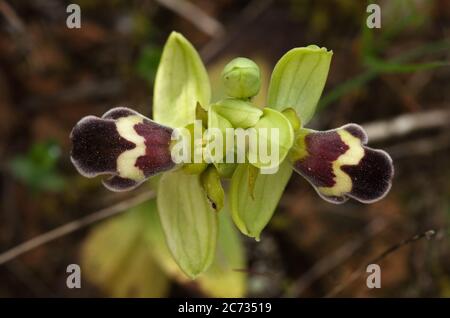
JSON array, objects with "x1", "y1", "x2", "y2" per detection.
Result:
[{"x1": 221, "y1": 57, "x2": 261, "y2": 99}]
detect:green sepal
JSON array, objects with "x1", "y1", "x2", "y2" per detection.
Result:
[
  {"x1": 230, "y1": 161, "x2": 292, "y2": 240},
  {"x1": 153, "y1": 32, "x2": 211, "y2": 128},
  {"x1": 267, "y1": 45, "x2": 332, "y2": 125},
  {"x1": 157, "y1": 170, "x2": 218, "y2": 278}
]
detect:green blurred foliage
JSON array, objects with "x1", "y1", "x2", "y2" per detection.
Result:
[
  {"x1": 133, "y1": 7, "x2": 163, "y2": 84},
  {"x1": 318, "y1": 0, "x2": 449, "y2": 110},
  {"x1": 9, "y1": 141, "x2": 66, "y2": 193},
  {"x1": 81, "y1": 198, "x2": 247, "y2": 297},
  {"x1": 136, "y1": 45, "x2": 162, "y2": 84},
  {"x1": 289, "y1": 0, "x2": 363, "y2": 33},
  {"x1": 81, "y1": 202, "x2": 170, "y2": 297}
]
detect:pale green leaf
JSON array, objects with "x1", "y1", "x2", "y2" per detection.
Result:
[
  {"x1": 153, "y1": 32, "x2": 210, "y2": 128},
  {"x1": 157, "y1": 170, "x2": 218, "y2": 278},
  {"x1": 267, "y1": 45, "x2": 332, "y2": 124},
  {"x1": 108, "y1": 241, "x2": 168, "y2": 297},
  {"x1": 230, "y1": 161, "x2": 292, "y2": 239},
  {"x1": 81, "y1": 208, "x2": 169, "y2": 297}
]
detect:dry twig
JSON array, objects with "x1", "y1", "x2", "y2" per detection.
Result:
[
  {"x1": 0, "y1": 191, "x2": 155, "y2": 266},
  {"x1": 0, "y1": 0, "x2": 25, "y2": 33},
  {"x1": 200, "y1": 0, "x2": 274, "y2": 64},
  {"x1": 362, "y1": 109, "x2": 450, "y2": 143},
  {"x1": 154, "y1": 0, "x2": 224, "y2": 37},
  {"x1": 325, "y1": 229, "x2": 437, "y2": 297},
  {"x1": 386, "y1": 132, "x2": 450, "y2": 158},
  {"x1": 285, "y1": 218, "x2": 388, "y2": 297}
]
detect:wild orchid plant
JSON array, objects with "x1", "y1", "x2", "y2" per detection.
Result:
[{"x1": 70, "y1": 32, "x2": 393, "y2": 278}]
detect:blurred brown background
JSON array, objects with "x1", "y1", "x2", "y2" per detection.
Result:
[{"x1": 0, "y1": 0, "x2": 449, "y2": 297}]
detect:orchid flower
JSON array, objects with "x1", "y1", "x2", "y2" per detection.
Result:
[{"x1": 70, "y1": 32, "x2": 393, "y2": 278}]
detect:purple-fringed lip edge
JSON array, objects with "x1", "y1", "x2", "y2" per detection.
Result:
[
  {"x1": 69, "y1": 115, "x2": 118, "y2": 179},
  {"x1": 293, "y1": 123, "x2": 394, "y2": 204},
  {"x1": 70, "y1": 107, "x2": 168, "y2": 192}
]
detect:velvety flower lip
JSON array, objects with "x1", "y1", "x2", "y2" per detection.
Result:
[
  {"x1": 291, "y1": 123, "x2": 394, "y2": 204},
  {"x1": 70, "y1": 107, "x2": 175, "y2": 192}
]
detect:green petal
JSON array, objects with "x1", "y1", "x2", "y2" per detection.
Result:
[
  {"x1": 282, "y1": 107, "x2": 301, "y2": 131},
  {"x1": 267, "y1": 45, "x2": 332, "y2": 125},
  {"x1": 230, "y1": 161, "x2": 292, "y2": 239},
  {"x1": 248, "y1": 108, "x2": 294, "y2": 172},
  {"x1": 153, "y1": 32, "x2": 211, "y2": 128},
  {"x1": 81, "y1": 206, "x2": 169, "y2": 297},
  {"x1": 211, "y1": 99, "x2": 263, "y2": 128},
  {"x1": 157, "y1": 170, "x2": 217, "y2": 278}
]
